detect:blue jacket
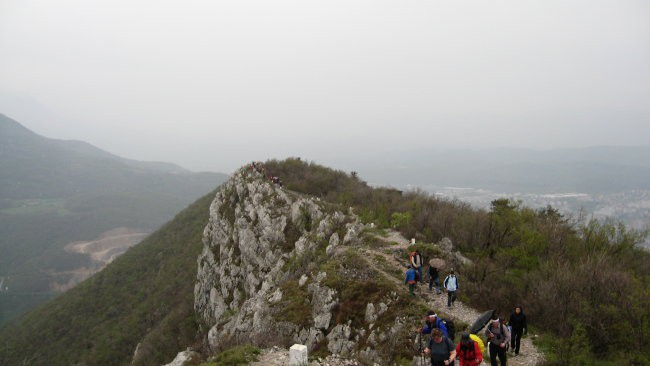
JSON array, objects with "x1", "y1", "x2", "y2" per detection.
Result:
[
  {"x1": 421, "y1": 318, "x2": 449, "y2": 337},
  {"x1": 405, "y1": 269, "x2": 417, "y2": 284}
]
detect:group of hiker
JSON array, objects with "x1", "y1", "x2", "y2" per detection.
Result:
[
  {"x1": 406, "y1": 249, "x2": 528, "y2": 366},
  {"x1": 250, "y1": 161, "x2": 283, "y2": 187},
  {"x1": 418, "y1": 308, "x2": 527, "y2": 366},
  {"x1": 405, "y1": 250, "x2": 458, "y2": 308}
]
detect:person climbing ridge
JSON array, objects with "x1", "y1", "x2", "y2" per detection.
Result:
[
  {"x1": 443, "y1": 269, "x2": 458, "y2": 307},
  {"x1": 410, "y1": 250, "x2": 423, "y2": 283},
  {"x1": 485, "y1": 315, "x2": 510, "y2": 366},
  {"x1": 405, "y1": 265, "x2": 417, "y2": 297},
  {"x1": 427, "y1": 263, "x2": 441, "y2": 294},
  {"x1": 508, "y1": 305, "x2": 527, "y2": 356},
  {"x1": 423, "y1": 329, "x2": 456, "y2": 366},
  {"x1": 418, "y1": 311, "x2": 449, "y2": 338},
  {"x1": 456, "y1": 332, "x2": 483, "y2": 366}
]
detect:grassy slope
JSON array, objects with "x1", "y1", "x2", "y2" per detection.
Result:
[{"x1": 0, "y1": 189, "x2": 218, "y2": 366}]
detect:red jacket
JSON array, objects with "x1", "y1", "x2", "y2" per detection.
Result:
[{"x1": 456, "y1": 341, "x2": 483, "y2": 366}]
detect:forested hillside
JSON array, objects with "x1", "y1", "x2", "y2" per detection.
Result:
[
  {"x1": 0, "y1": 189, "x2": 217, "y2": 366},
  {"x1": 2, "y1": 158, "x2": 648, "y2": 365},
  {"x1": 0, "y1": 113, "x2": 227, "y2": 325}
]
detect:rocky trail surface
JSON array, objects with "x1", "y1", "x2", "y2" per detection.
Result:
[
  {"x1": 371, "y1": 230, "x2": 544, "y2": 366},
  {"x1": 250, "y1": 347, "x2": 368, "y2": 366},
  {"x1": 252, "y1": 230, "x2": 544, "y2": 365}
]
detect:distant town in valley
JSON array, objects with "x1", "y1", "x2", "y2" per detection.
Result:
[{"x1": 408, "y1": 186, "x2": 650, "y2": 249}]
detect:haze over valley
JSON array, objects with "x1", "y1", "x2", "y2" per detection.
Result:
[
  {"x1": 334, "y1": 147, "x2": 650, "y2": 248},
  {"x1": 0, "y1": 114, "x2": 227, "y2": 325},
  {"x1": 1, "y1": 1, "x2": 649, "y2": 364}
]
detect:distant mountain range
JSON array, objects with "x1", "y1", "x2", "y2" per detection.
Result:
[
  {"x1": 0, "y1": 113, "x2": 219, "y2": 199},
  {"x1": 0, "y1": 113, "x2": 227, "y2": 325}
]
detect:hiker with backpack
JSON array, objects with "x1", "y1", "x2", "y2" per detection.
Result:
[
  {"x1": 405, "y1": 265, "x2": 418, "y2": 297},
  {"x1": 423, "y1": 328, "x2": 456, "y2": 366},
  {"x1": 456, "y1": 332, "x2": 483, "y2": 366},
  {"x1": 443, "y1": 269, "x2": 459, "y2": 308},
  {"x1": 410, "y1": 250, "x2": 424, "y2": 283},
  {"x1": 508, "y1": 305, "x2": 527, "y2": 356},
  {"x1": 427, "y1": 263, "x2": 441, "y2": 294},
  {"x1": 419, "y1": 311, "x2": 449, "y2": 338},
  {"x1": 485, "y1": 315, "x2": 511, "y2": 366}
]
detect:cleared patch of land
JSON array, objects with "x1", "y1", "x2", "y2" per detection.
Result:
[
  {"x1": 47, "y1": 227, "x2": 150, "y2": 291},
  {"x1": 65, "y1": 227, "x2": 149, "y2": 264}
]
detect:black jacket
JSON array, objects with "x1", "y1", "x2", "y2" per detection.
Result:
[{"x1": 508, "y1": 310, "x2": 527, "y2": 331}]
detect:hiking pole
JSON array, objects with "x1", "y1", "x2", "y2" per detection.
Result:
[
  {"x1": 417, "y1": 331, "x2": 426, "y2": 366},
  {"x1": 413, "y1": 330, "x2": 422, "y2": 366},
  {"x1": 418, "y1": 332, "x2": 423, "y2": 366}
]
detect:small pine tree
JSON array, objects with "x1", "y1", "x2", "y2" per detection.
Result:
[{"x1": 568, "y1": 321, "x2": 591, "y2": 366}]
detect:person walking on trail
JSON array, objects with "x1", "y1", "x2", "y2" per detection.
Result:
[
  {"x1": 405, "y1": 265, "x2": 417, "y2": 297},
  {"x1": 427, "y1": 264, "x2": 441, "y2": 294},
  {"x1": 485, "y1": 315, "x2": 511, "y2": 366},
  {"x1": 423, "y1": 328, "x2": 456, "y2": 366},
  {"x1": 443, "y1": 270, "x2": 458, "y2": 307},
  {"x1": 456, "y1": 332, "x2": 483, "y2": 366},
  {"x1": 508, "y1": 305, "x2": 527, "y2": 356},
  {"x1": 410, "y1": 250, "x2": 423, "y2": 283},
  {"x1": 419, "y1": 311, "x2": 449, "y2": 338}
]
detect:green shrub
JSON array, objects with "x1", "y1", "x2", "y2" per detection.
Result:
[{"x1": 200, "y1": 344, "x2": 260, "y2": 366}]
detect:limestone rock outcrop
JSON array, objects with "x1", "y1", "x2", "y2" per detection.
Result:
[{"x1": 191, "y1": 166, "x2": 409, "y2": 363}]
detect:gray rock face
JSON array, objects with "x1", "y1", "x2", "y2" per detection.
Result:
[
  {"x1": 308, "y1": 278, "x2": 337, "y2": 330},
  {"x1": 365, "y1": 303, "x2": 377, "y2": 324},
  {"x1": 163, "y1": 350, "x2": 201, "y2": 366},
  {"x1": 192, "y1": 166, "x2": 410, "y2": 364},
  {"x1": 327, "y1": 322, "x2": 356, "y2": 355},
  {"x1": 438, "y1": 237, "x2": 454, "y2": 253},
  {"x1": 194, "y1": 167, "x2": 346, "y2": 351},
  {"x1": 435, "y1": 237, "x2": 474, "y2": 268}
]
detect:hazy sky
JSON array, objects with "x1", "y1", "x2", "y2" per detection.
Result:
[{"x1": 1, "y1": 0, "x2": 649, "y2": 172}]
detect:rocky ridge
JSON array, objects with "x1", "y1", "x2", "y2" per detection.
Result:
[
  {"x1": 170, "y1": 165, "x2": 544, "y2": 365},
  {"x1": 192, "y1": 166, "x2": 413, "y2": 363}
]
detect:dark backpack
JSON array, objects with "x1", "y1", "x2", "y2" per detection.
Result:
[
  {"x1": 445, "y1": 320, "x2": 456, "y2": 340},
  {"x1": 434, "y1": 318, "x2": 456, "y2": 340}
]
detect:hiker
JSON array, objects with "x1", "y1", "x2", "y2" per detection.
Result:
[
  {"x1": 485, "y1": 315, "x2": 511, "y2": 366},
  {"x1": 508, "y1": 305, "x2": 527, "y2": 356},
  {"x1": 423, "y1": 328, "x2": 456, "y2": 366},
  {"x1": 270, "y1": 176, "x2": 283, "y2": 187},
  {"x1": 456, "y1": 332, "x2": 483, "y2": 366},
  {"x1": 419, "y1": 311, "x2": 449, "y2": 338},
  {"x1": 410, "y1": 250, "x2": 423, "y2": 283},
  {"x1": 427, "y1": 263, "x2": 441, "y2": 294},
  {"x1": 443, "y1": 269, "x2": 458, "y2": 307},
  {"x1": 405, "y1": 265, "x2": 417, "y2": 297}
]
